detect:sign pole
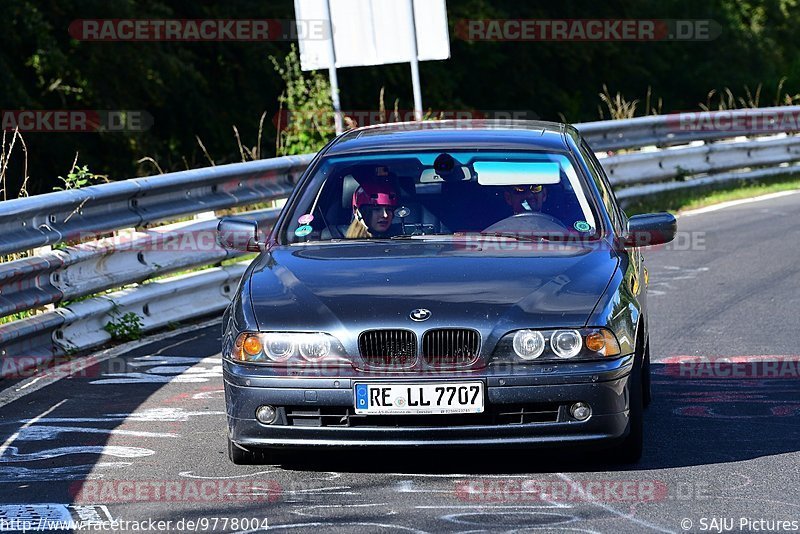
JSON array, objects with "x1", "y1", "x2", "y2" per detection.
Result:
[
  {"x1": 407, "y1": 0, "x2": 423, "y2": 121},
  {"x1": 323, "y1": 0, "x2": 343, "y2": 134}
]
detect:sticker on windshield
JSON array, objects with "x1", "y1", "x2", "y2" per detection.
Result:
[
  {"x1": 298, "y1": 214, "x2": 314, "y2": 225},
  {"x1": 574, "y1": 220, "x2": 592, "y2": 232},
  {"x1": 295, "y1": 224, "x2": 313, "y2": 237}
]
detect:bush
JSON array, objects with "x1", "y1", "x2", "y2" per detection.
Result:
[
  {"x1": 270, "y1": 45, "x2": 336, "y2": 156},
  {"x1": 104, "y1": 309, "x2": 144, "y2": 341}
]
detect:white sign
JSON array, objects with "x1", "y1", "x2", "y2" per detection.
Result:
[{"x1": 295, "y1": 0, "x2": 450, "y2": 71}]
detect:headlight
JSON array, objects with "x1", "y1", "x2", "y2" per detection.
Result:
[
  {"x1": 491, "y1": 327, "x2": 621, "y2": 364},
  {"x1": 265, "y1": 338, "x2": 295, "y2": 362},
  {"x1": 551, "y1": 330, "x2": 582, "y2": 358},
  {"x1": 298, "y1": 335, "x2": 331, "y2": 361},
  {"x1": 512, "y1": 330, "x2": 546, "y2": 360},
  {"x1": 231, "y1": 332, "x2": 348, "y2": 366}
]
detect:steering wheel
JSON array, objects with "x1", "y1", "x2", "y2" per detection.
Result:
[{"x1": 482, "y1": 212, "x2": 570, "y2": 234}]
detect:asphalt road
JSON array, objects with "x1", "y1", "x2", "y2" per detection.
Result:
[{"x1": 1, "y1": 191, "x2": 799, "y2": 533}]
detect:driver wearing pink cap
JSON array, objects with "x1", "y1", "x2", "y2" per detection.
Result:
[{"x1": 346, "y1": 178, "x2": 399, "y2": 239}]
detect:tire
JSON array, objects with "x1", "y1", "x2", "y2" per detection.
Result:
[
  {"x1": 642, "y1": 338, "x2": 652, "y2": 408},
  {"x1": 228, "y1": 437, "x2": 270, "y2": 465},
  {"x1": 610, "y1": 353, "x2": 644, "y2": 464}
]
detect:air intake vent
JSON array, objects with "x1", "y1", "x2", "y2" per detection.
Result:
[
  {"x1": 423, "y1": 328, "x2": 480, "y2": 366},
  {"x1": 281, "y1": 403, "x2": 562, "y2": 427},
  {"x1": 358, "y1": 329, "x2": 417, "y2": 368}
]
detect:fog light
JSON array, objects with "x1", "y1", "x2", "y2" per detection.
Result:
[
  {"x1": 255, "y1": 405, "x2": 277, "y2": 424},
  {"x1": 570, "y1": 402, "x2": 592, "y2": 421}
]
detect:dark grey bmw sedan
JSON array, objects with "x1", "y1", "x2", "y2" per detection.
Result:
[{"x1": 218, "y1": 120, "x2": 676, "y2": 465}]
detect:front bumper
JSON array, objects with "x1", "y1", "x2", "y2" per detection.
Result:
[{"x1": 223, "y1": 355, "x2": 634, "y2": 448}]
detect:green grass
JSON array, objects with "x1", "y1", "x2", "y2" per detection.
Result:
[
  {"x1": 0, "y1": 309, "x2": 38, "y2": 325},
  {"x1": 624, "y1": 174, "x2": 800, "y2": 215}
]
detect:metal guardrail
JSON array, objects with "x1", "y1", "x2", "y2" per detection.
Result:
[
  {"x1": 0, "y1": 155, "x2": 311, "y2": 256},
  {"x1": 0, "y1": 207, "x2": 281, "y2": 319},
  {"x1": 576, "y1": 105, "x2": 800, "y2": 151},
  {"x1": 1, "y1": 264, "x2": 248, "y2": 376},
  {"x1": 616, "y1": 164, "x2": 800, "y2": 200},
  {"x1": 602, "y1": 135, "x2": 800, "y2": 184},
  {"x1": 55, "y1": 264, "x2": 248, "y2": 352},
  {"x1": 2, "y1": 108, "x2": 800, "y2": 377}
]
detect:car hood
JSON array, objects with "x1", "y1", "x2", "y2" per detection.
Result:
[{"x1": 248, "y1": 240, "x2": 619, "y2": 335}]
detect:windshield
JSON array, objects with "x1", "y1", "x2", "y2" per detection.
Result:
[{"x1": 280, "y1": 150, "x2": 601, "y2": 245}]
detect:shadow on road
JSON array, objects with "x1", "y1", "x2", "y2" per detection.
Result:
[
  {"x1": 273, "y1": 361, "x2": 800, "y2": 474},
  {"x1": 0, "y1": 325, "x2": 224, "y2": 509},
  {"x1": 2, "y1": 336, "x2": 799, "y2": 516}
]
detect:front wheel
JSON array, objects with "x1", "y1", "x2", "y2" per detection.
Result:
[
  {"x1": 610, "y1": 355, "x2": 644, "y2": 464},
  {"x1": 642, "y1": 338, "x2": 652, "y2": 408}
]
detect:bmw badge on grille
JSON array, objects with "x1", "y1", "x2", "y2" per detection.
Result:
[{"x1": 409, "y1": 308, "x2": 432, "y2": 321}]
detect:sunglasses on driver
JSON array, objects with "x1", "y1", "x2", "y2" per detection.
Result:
[{"x1": 511, "y1": 185, "x2": 544, "y2": 194}]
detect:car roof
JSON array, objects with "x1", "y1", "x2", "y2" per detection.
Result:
[{"x1": 324, "y1": 119, "x2": 576, "y2": 156}]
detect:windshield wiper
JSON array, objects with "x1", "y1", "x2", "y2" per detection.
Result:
[
  {"x1": 478, "y1": 232, "x2": 553, "y2": 242},
  {"x1": 390, "y1": 233, "x2": 455, "y2": 240}
]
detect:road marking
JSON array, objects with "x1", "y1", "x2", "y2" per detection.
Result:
[
  {"x1": 89, "y1": 367, "x2": 222, "y2": 385},
  {"x1": 681, "y1": 189, "x2": 800, "y2": 217},
  {"x1": 0, "y1": 504, "x2": 112, "y2": 523},
  {"x1": 227, "y1": 484, "x2": 358, "y2": 501},
  {"x1": 313, "y1": 472, "x2": 342, "y2": 481},
  {"x1": 179, "y1": 469, "x2": 279, "y2": 480},
  {"x1": 385, "y1": 473, "x2": 538, "y2": 478},
  {"x1": 290, "y1": 503, "x2": 389, "y2": 518},
  {"x1": 555, "y1": 473, "x2": 671, "y2": 533},
  {"x1": 15, "y1": 425, "x2": 177, "y2": 441},
  {"x1": 278, "y1": 486, "x2": 358, "y2": 496},
  {"x1": 192, "y1": 389, "x2": 224, "y2": 400},
  {"x1": 239, "y1": 522, "x2": 426, "y2": 533},
  {"x1": 0, "y1": 318, "x2": 220, "y2": 408},
  {"x1": 127, "y1": 356, "x2": 206, "y2": 367},
  {"x1": 0, "y1": 445, "x2": 154, "y2": 461},
  {"x1": 17, "y1": 376, "x2": 47, "y2": 391},
  {"x1": 394, "y1": 480, "x2": 454, "y2": 493},
  {"x1": 441, "y1": 510, "x2": 578, "y2": 527},
  {"x1": 0, "y1": 399, "x2": 67, "y2": 457},
  {"x1": 18, "y1": 409, "x2": 226, "y2": 424},
  {"x1": 416, "y1": 505, "x2": 570, "y2": 509},
  {"x1": 715, "y1": 495, "x2": 800, "y2": 509},
  {"x1": 0, "y1": 463, "x2": 130, "y2": 482}
]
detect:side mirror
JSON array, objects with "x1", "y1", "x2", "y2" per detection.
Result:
[
  {"x1": 217, "y1": 217, "x2": 262, "y2": 252},
  {"x1": 624, "y1": 212, "x2": 677, "y2": 248}
]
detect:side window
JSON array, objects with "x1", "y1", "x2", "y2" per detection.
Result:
[{"x1": 579, "y1": 143, "x2": 624, "y2": 234}]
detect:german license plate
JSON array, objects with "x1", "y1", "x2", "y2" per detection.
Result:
[{"x1": 354, "y1": 382, "x2": 484, "y2": 415}]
